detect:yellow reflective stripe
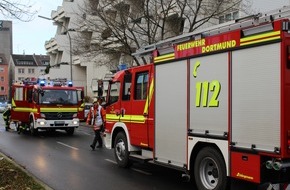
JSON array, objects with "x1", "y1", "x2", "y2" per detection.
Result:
[
  {"x1": 13, "y1": 108, "x2": 37, "y2": 112},
  {"x1": 79, "y1": 102, "x2": 85, "y2": 111},
  {"x1": 106, "y1": 114, "x2": 146, "y2": 123},
  {"x1": 12, "y1": 99, "x2": 16, "y2": 107},
  {"x1": 143, "y1": 79, "x2": 154, "y2": 115},
  {"x1": 154, "y1": 53, "x2": 175, "y2": 63},
  {"x1": 120, "y1": 115, "x2": 131, "y2": 122},
  {"x1": 240, "y1": 31, "x2": 281, "y2": 46},
  {"x1": 240, "y1": 36, "x2": 281, "y2": 46},
  {"x1": 130, "y1": 115, "x2": 145, "y2": 123},
  {"x1": 106, "y1": 114, "x2": 120, "y2": 121},
  {"x1": 40, "y1": 108, "x2": 78, "y2": 112},
  {"x1": 240, "y1": 31, "x2": 280, "y2": 42}
]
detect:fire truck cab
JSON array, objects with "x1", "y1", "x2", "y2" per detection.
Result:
[
  {"x1": 104, "y1": 6, "x2": 290, "y2": 190},
  {"x1": 10, "y1": 78, "x2": 84, "y2": 135}
]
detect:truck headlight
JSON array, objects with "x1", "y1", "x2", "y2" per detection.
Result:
[{"x1": 39, "y1": 121, "x2": 45, "y2": 125}]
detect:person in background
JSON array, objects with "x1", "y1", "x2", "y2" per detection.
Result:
[
  {"x1": 86, "y1": 97, "x2": 105, "y2": 150},
  {"x1": 3, "y1": 107, "x2": 11, "y2": 131}
]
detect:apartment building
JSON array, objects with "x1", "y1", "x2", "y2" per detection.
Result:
[
  {"x1": 0, "y1": 54, "x2": 9, "y2": 101},
  {"x1": 9, "y1": 54, "x2": 50, "y2": 83},
  {"x1": 44, "y1": 0, "x2": 88, "y2": 93},
  {"x1": 0, "y1": 20, "x2": 12, "y2": 101}
]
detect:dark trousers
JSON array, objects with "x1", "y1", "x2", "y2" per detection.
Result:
[{"x1": 91, "y1": 129, "x2": 103, "y2": 148}]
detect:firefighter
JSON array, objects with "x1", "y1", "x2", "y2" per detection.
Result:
[
  {"x1": 2, "y1": 107, "x2": 11, "y2": 131},
  {"x1": 86, "y1": 97, "x2": 106, "y2": 150}
]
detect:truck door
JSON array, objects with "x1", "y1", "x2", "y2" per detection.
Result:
[
  {"x1": 76, "y1": 87, "x2": 84, "y2": 121},
  {"x1": 125, "y1": 65, "x2": 152, "y2": 147},
  {"x1": 11, "y1": 85, "x2": 30, "y2": 123}
]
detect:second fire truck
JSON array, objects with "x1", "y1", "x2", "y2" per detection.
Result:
[
  {"x1": 9, "y1": 78, "x2": 84, "y2": 135},
  {"x1": 103, "y1": 6, "x2": 290, "y2": 190}
]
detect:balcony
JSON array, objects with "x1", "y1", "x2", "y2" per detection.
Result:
[{"x1": 45, "y1": 38, "x2": 59, "y2": 53}]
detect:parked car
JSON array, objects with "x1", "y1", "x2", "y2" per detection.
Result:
[
  {"x1": 0, "y1": 102, "x2": 8, "y2": 113},
  {"x1": 84, "y1": 103, "x2": 93, "y2": 122}
]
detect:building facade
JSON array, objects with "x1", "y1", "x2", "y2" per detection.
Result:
[
  {"x1": 0, "y1": 20, "x2": 12, "y2": 101},
  {"x1": 9, "y1": 54, "x2": 50, "y2": 84},
  {"x1": 0, "y1": 54, "x2": 9, "y2": 101},
  {"x1": 44, "y1": 0, "x2": 88, "y2": 95}
]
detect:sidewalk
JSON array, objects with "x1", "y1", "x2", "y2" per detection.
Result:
[{"x1": 0, "y1": 151, "x2": 53, "y2": 190}]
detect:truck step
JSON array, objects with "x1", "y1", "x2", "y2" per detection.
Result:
[{"x1": 129, "y1": 154, "x2": 153, "y2": 163}]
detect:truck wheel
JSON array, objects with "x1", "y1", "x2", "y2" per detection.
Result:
[
  {"x1": 114, "y1": 132, "x2": 131, "y2": 168},
  {"x1": 194, "y1": 147, "x2": 227, "y2": 190},
  {"x1": 66, "y1": 128, "x2": 75, "y2": 135},
  {"x1": 29, "y1": 119, "x2": 38, "y2": 136}
]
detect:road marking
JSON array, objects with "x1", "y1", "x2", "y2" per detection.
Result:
[
  {"x1": 105, "y1": 159, "x2": 117, "y2": 164},
  {"x1": 131, "y1": 168, "x2": 152, "y2": 176},
  {"x1": 57, "y1": 141, "x2": 79, "y2": 150}
]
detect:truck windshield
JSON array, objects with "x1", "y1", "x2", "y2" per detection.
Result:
[{"x1": 39, "y1": 89, "x2": 78, "y2": 105}]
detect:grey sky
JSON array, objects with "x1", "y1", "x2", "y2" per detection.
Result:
[{"x1": 252, "y1": 0, "x2": 289, "y2": 12}]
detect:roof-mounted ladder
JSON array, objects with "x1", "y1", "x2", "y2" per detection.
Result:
[{"x1": 133, "y1": 5, "x2": 290, "y2": 57}]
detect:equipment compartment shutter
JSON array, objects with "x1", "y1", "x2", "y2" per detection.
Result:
[
  {"x1": 231, "y1": 43, "x2": 280, "y2": 152},
  {"x1": 190, "y1": 53, "x2": 229, "y2": 136},
  {"x1": 155, "y1": 60, "x2": 187, "y2": 167}
]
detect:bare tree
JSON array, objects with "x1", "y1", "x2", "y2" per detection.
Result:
[
  {"x1": 74, "y1": 0, "x2": 253, "y2": 66},
  {"x1": 0, "y1": 0, "x2": 38, "y2": 21}
]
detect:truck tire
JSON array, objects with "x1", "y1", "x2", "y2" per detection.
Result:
[
  {"x1": 66, "y1": 128, "x2": 75, "y2": 135},
  {"x1": 194, "y1": 147, "x2": 227, "y2": 190},
  {"x1": 114, "y1": 132, "x2": 131, "y2": 168},
  {"x1": 29, "y1": 119, "x2": 38, "y2": 136}
]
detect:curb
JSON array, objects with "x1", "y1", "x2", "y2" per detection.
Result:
[{"x1": 0, "y1": 151, "x2": 53, "y2": 190}]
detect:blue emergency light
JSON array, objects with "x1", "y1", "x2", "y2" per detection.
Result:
[
  {"x1": 39, "y1": 80, "x2": 46, "y2": 86},
  {"x1": 68, "y1": 81, "x2": 73, "y2": 87}
]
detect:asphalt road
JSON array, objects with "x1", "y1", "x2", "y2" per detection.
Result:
[{"x1": 0, "y1": 118, "x2": 195, "y2": 190}]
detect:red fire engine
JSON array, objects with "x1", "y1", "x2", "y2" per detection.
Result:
[
  {"x1": 10, "y1": 78, "x2": 84, "y2": 135},
  {"x1": 103, "y1": 6, "x2": 290, "y2": 190}
]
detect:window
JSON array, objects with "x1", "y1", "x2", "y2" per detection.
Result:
[
  {"x1": 28, "y1": 68, "x2": 35, "y2": 74},
  {"x1": 0, "y1": 67, "x2": 4, "y2": 72},
  {"x1": 18, "y1": 77, "x2": 25, "y2": 81},
  {"x1": 134, "y1": 72, "x2": 148, "y2": 100},
  {"x1": 14, "y1": 87, "x2": 24, "y2": 101},
  {"x1": 18, "y1": 68, "x2": 25, "y2": 74},
  {"x1": 225, "y1": 13, "x2": 232, "y2": 22},
  {"x1": 33, "y1": 89, "x2": 38, "y2": 103},
  {"x1": 41, "y1": 60, "x2": 49, "y2": 65},
  {"x1": 219, "y1": 11, "x2": 239, "y2": 24},
  {"x1": 233, "y1": 11, "x2": 239, "y2": 20},
  {"x1": 0, "y1": 87, "x2": 4, "y2": 92},
  {"x1": 17, "y1": 60, "x2": 34, "y2": 65},
  {"x1": 108, "y1": 82, "x2": 120, "y2": 104},
  {"x1": 27, "y1": 89, "x2": 33, "y2": 102},
  {"x1": 122, "y1": 73, "x2": 132, "y2": 101},
  {"x1": 1, "y1": 77, "x2": 4, "y2": 81},
  {"x1": 39, "y1": 90, "x2": 78, "y2": 105}
]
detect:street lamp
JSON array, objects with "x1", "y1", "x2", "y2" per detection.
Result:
[{"x1": 38, "y1": 15, "x2": 73, "y2": 81}]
